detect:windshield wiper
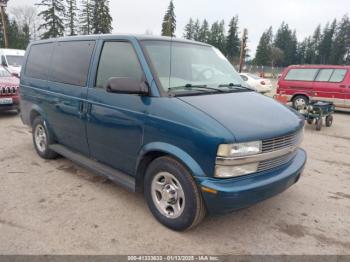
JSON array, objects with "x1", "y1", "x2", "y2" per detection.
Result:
[
  {"x1": 169, "y1": 84, "x2": 225, "y2": 93},
  {"x1": 218, "y1": 83, "x2": 252, "y2": 91}
]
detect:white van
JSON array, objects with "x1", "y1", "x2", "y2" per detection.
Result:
[{"x1": 0, "y1": 49, "x2": 25, "y2": 76}]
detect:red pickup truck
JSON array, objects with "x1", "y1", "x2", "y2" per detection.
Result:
[
  {"x1": 0, "y1": 66, "x2": 20, "y2": 113},
  {"x1": 277, "y1": 65, "x2": 350, "y2": 110}
]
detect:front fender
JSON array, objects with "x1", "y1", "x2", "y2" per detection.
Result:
[{"x1": 138, "y1": 142, "x2": 206, "y2": 178}]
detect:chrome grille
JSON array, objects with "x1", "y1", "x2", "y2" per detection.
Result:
[
  {"x1": 0, "y1": 86, "x2": 17, "y2": 95},
  {"x1": 258, "y1": 151, "x2": 297, "y2": 172},
  {"x1": 262, "y1": 130, "x2": 303, "y2": 153}
]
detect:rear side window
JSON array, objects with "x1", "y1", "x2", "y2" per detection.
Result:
[
  {"x1": 25, "y1": 43, "x2": 53, "y2": 80},
  {"x1": 95, "y1": 42, "x2": 143, "y2": 88},
  {"x1": 329, "y1": 69, "x2": 347, "y2": 82},
  {"x1": 315, "y1": 69, "x2": 334, "y2": 82},
  {"x1": 284, "y1": 68, "x2": 318, "y2": 81},
  {"x1": 49, "y1": 41, "x2": 95, "y2": 86}
]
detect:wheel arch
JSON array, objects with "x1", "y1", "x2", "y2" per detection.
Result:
[
  {"x1": 135, "y1": 142, "x2": 206, "y2": 192},
  {"x1": 29, "y1": 109, "x2": 41, "y2": 126}
]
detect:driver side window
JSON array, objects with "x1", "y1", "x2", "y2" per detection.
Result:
[{"x1": 95, "y1": 42, "x2": 143, "y2": 89}]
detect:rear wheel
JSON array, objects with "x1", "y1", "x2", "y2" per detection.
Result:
[
  {"x1": 325, "y1": 115, "x2": 333, "y2": 127},
  {"x1": 315, "y1": 118, "x2": 322, "y2": 131},
  {"x1": 144, "y1": 156, "x2": 206, "y2": 231},
  {"x1": 292, "y1": 95, "x2": 309, "y2": 110},
  {"x1": 32, "y1": 116, "x2": 58, "y2": 159}
]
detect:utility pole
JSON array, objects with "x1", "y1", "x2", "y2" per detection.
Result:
[
  {"x1": 239, "y1": 28, "x2": 248, "y2": 73},
  {"x1": 0, "y1": 0, "x2": 8, "y2": 48}
]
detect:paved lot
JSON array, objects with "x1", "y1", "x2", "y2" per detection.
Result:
[{"x1": 0, "y1": 109, "x2": 350, "y2": 255}]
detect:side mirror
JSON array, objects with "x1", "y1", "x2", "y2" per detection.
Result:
[{"x1": 105, "y1": 77, "x2": 149, "y2": 95}]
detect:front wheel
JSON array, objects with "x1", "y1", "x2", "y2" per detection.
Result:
[{"x1": 144, "y1": 156, "x2": 206, "y2": 231}]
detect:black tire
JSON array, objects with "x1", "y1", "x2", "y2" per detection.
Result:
[
  {"x1": 325, "y1": 115, "x2": 333, "y2": 127},
  {"x1": 315, "y1": 118, "x2": 322, "y2": 131},
  {"x1": 292, "y1": 95, "x2": 309, "y2": 110},
  {"x1": 144, "y1": 156, "x2": 206, "y2": 231},
  {"x1": 307, "y1": 118, "x2": 313, "y2": 125},
  {"x1": 32, "y1": 116, "x2": 58, "y2": 159}
]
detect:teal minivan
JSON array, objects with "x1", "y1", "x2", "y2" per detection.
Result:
[{"x1": 20, "y1": 35, "x2": 306, "y2": 231}]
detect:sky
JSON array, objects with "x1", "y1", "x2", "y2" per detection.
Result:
[{"x1": 7, "y1": 0, "x2": 349, "y2": 56}]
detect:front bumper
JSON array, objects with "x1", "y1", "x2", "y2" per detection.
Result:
[
  {"x1": 198, "y1": 148, "x2": 306, "y2": 214},
  {"x1": 0, "y1": 96, "x2": 19, "y2": 112},
  {"x1": 0, "y1": 104, "x2": 19, "y2": 112}
]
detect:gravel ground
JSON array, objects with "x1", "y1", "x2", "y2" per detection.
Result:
[{"x1": 0, "y1": 109, "x2": 349, "y2": 255}]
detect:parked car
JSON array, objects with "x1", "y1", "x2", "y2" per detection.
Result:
[
  {"x1": 20, "y1": 35, "x2": 306, "y2": 231},
  {"x1": 240, "y1": 73, "x2": 273, "y2": 93},
  {"x1": 277, "y1": 65, "x2": 350, "y2": 110},
  {"x1": 0, "y1": 66, "x2": 20, "y2": 113},
  {"x1": 0, "y1": 48, "x2": 25, "y2": 77}
]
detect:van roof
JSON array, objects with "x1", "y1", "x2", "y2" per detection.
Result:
[
  {"x1": 28, "y1": 34, "x2": 211, "y2": 47},
  {"x1": 286, "y1": 64, "x2": 350, "y2": 69}
]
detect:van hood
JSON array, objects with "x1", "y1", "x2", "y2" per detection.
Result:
[
  {"x1": 0, "y1": 76, "x2": 19, "y2": 86},
  {"x1": 178, "y1": 92, "x2": 304, "y2": 142}
]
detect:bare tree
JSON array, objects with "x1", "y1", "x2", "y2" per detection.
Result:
[
  {"x1": 10, "y1": 5, "x2": 40, "y2": 40},
  {"x1": 271, "y1": 46, "x2": 284, "y2": 67}
]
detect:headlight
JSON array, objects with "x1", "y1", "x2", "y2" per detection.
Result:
[
  {"x1": 217, "y1": 141, "x2": 262, "y2": 157},
  {"x1": 215, "y1": 141, "x2": 262, "y2": 178},
  {"x1": 215, "y1": 163, "x2": 259, "y2": 178}
]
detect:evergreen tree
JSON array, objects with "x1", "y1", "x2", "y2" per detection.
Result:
[
  {"x1": 318, "y1": 20, "x2": 337, "y2": 64},
  {"x1": 183, "y1": 18, "x2": 194, "y2": 40},
  {"x1": 192, "y1": 19, "x2": 201, "y2": 41},
  {"x1": 255, "y1": 26, "x2": 273, "y2": 65},
  {"x1": 7, "y1": 19, "x2": 30, "y2": 49},
  {"x1": 274, "y1": 22, "x2": 297, "y2": 66},
  {"x1": 296, "y1": 39, "x2": 307, "y2": 64},
  {"x1": 304, "y1": 36, "x2": 314, "y2": 64},
  {"x1": 226, "y1": 16, "x2": 240, "y2": 63},
  {"x1": 198, "y1": 19, "x2": 210, "y2": 43},
  {"x1": 8, "y1": 20, "x2": 20, "y2": 48},
  {"x1": 36, "y1": 0, "x2": 65, "y2": 39},
  {"x1": 209, "y1": 20, "x2": 226, "y2": 54},
  {"x1": 65, "y1": 0, "x2": 78, "y2": 36},
  {"x1": 161, "y1": 0, "x2": 176, "y2": 37},
  {"x1": 92, "y1": 0, "x2": 113, "y2": 34},
  {"x1": 310, "y1": 25, "x2": 322, "y2": 63},
  {"x1": 80, "y1": 0, "x2": 94, "y2": 35},
  {"x1": 22, "y1": 23, "x2": 31, "y2": 47},
  {"x1": 331, "y1": 15, "x2": 350, "y2": 65}
]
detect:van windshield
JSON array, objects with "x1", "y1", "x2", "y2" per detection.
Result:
[
  {"x1": 6, "y1": 55, "x2": 24, "y2": 67},
  {"x1": 142, "y1": 40, "x2": 250, "y2": 94},
  {"x1": 0, "y1": 67, "x2": 11, "y2": 77}
]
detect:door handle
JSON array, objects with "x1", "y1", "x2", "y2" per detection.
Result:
[
  {"x1": 79, "y1": 101, "x2": 84, "y2": 112},
  {"x1": 78, "y1": 101, "x2": 86, "y2": 119},
  {"x1": 339, "y1": 84, "x2": 346, "y2": 88},
  {"x1": 86, "y1": 103, "x2": 92, "y2": 114}
]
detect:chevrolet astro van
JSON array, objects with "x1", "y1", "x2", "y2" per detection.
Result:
[{"x1": 20, "y1": 35, "x2": 307, "y2": 231}]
